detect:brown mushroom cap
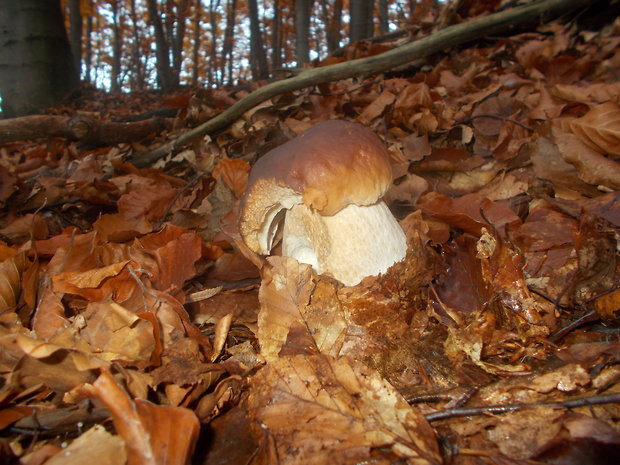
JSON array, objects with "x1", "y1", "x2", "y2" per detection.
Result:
[
  {"x1": 239, "y1": 120, "x2": 393, "y2": 251},
  {"x1": 244, "y1": 119, "x2": 393, "y2": 216}
]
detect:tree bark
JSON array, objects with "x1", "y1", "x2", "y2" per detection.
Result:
[
  {"x1": 295, "y1": 0, "x2": 311, "y2": 66},
  {"x1": 68, "y1": 0, "x2": 82, "y2": 78},
  {"x1": 222, "y1": 0, "x2": 237, "y2": 84},
  {"x1": 171, "y1": 0, "x2": 190, "y2": 85},
  {"x1": 192, "y1": 0, "x2": 203, "y2": 86},
  {"x1": 0, "y1": 114, "x2": 173, "y2": 145},
  {"x1": 0, "y1": 0, "x2": 78, "y2": 117},
  {"x1": 110, "y1": 0, "x2": 124, "y2": 92},
  {"x1": 146, "y1": 0, "x2": 176, "y2": 92},
  {"x1": 84, "y1": 2, "x2": 93, "y2": 83},
  {"x1": 378, "y1": 0, "x2": 389, "y2": 35},
  {"x1": 128, "y1": 0, "x2": 146, "y2": 90},
  {"x1": 349, "y1": 0, "x2": 374, "y2": 42},
  {"x1": 132, "y1": 0, "x2": 594, "y2": 167},
  {"x1": 207, "y1": 0, "x2": 221, "y2": 86},
  {"x1": 272, "y1": 0, "x2": 282, "y2": 70},
  {"x1": 248, "y1": 0, "x2": 269, "y2": 80},
  {"x1": 322, "y1": 0, "x2": 343, "y2": 54}
]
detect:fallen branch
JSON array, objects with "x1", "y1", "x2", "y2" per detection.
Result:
[
  {"x1": 132, "y1": 0, "x2": 593, "y2": 167},
  {"x1": 0, "y1": 114, "x2": 172, "y2": 146},
  {"x1": 424, "y1": 392, "x2": 620, "y2": 422}
]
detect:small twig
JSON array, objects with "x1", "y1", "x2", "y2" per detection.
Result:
[
  {"x1": 154, "y1": 171, "x2": 207, "y2": 229},
  {"x1": 309, "y1": 77, "x2": 383, "y2": 97},
  {"x1": 457, "y1": 113, "x2": 535, "y2": 131},
  {"x1": 425, "y1": 392, "x2": 620, "y2": 422},
  {"x1": 548, "y1": 309, "x2": 599, "y2": 342}
]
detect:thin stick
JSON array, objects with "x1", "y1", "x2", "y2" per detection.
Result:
[{"x1": 425, "y1": 392, "x2": 620, "y2": 422}]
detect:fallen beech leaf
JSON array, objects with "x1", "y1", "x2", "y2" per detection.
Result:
[
  {"x1": 52, "y1": 260, "x2": 139, "y2": 302},
  {"x1": 553, "y1": 81, "x2": 620, "y2": 104},
  {"x1": 7, "y1": 333, "x2": 104, "y2": 392},
  {"x1": 0, "y1": 247, "x2": 24, "y2": 311},
  {"x1": 553, "y1": 127, "x2": 620, "y2": 190},
  {"x1": 80, "y1": 301, "x2": 156, "y2": 362},
  {"x1": 117, "y1": 183, "x2": 178, "y2": 221},
  {"x1": 137, "y1": 225, "x2": 202, "y2": 292},
  {"x1": 417, "y1": 192, "x2": 520, "y2": 236},
  {"x1": 94, "y1": 213, "x2": 153, "y2": 242},
  {"x1": 593, "y1": 289, "x2": 620, "y2": 319},
  {"x1": 78, "y1": 369, "x2": 200, "y2": 465},
  {"x1": 246, "y1": 354, "x2": 441, "y2": 464},
  {"x1": 477, "y1": 228, "x2": 547, "y2": 325},
  {"x1": 44, "y1": 425, "x2": 126, "y2": 465},
  {"x1": 358, "y1": 89, "x2": 396, "y2": 125},
  {"x1": 257, "y1": 257, "x2": 317, "y2": 362},
  {"x1": 569, "y1": 102, "x2": 620, "y2": 156},
  {"x1": 212, "y1": 158, "x2": 251, "y2": 198}
]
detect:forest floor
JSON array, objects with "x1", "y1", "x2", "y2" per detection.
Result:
[{"x1": 1, "y1": 6, "x2": 620, "y2": 465}]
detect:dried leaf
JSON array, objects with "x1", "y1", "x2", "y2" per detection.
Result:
[
  {"x1": 78, "y1": 370, "x2": 200, "y2": 465},
  {"x1": 44, "y1": 425, "x2": 126, "y2": 465},
  {"x1": 246, "y1": 354, "x2": 441, "y2": 464},
  {"x1": 570, "y1": 102, "x2": 620, "y2": 156}
]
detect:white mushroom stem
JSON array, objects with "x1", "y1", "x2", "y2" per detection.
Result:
[{"x1": 282, "y1": 201, "x2": 407, "y2": 286}]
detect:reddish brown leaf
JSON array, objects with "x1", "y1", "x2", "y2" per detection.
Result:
[{"x1": 78, "y1": 369, "x2": 200, "y2": 465}]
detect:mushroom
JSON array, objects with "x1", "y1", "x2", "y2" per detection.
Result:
[{"x1": 238, "y1": 120, "x2": 407, "y2": 286}]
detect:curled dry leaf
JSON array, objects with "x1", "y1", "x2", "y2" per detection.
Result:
[
  {"x1": 0, "y1": 245, "x2": 25, "y2": 311},
  {"x1": 43, "y1": 425, "x2": 126, "y2": 465},
  {"x1": 553, "y1": 127, "x2": 620, "y2": 190},
  {"x1": 246, "y1": 354, "x2": 441, "y2": 465},
  {"x1": 569, "y1": 101, "x2": 620, "y2": 156},
  {"x1": 78, "y1": 369, "x2": 200, "y2": 465},
  {"x1": 212, "y1": 158, "x2": 251, "y2": 198}
]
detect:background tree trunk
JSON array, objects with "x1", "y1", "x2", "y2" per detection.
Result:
[
  {"x1": 349, "y1": 0, "x2": 374, "y2": 42},
  {"x1": 68, "y1": 0, "x2": 82, "y2": 78},
  {"x1": 322, "y1": 0, "x2": 343, "y2": 54},
  {"x1": 208, "y1": 0, "x2": 221, "y2": 86},
  {"x1": 192, "y1": 0, "x2": 203, "y2": 86},
  {"x1": 379, "y1": 0, "x2": 389, "y2": 35},
  {"x1": 110, "y1": 0, "x2": 124, "y2": 92},
  {"x1": 129, "y1": 0, "x2": 146, "y2": 90},
  {"x1": 146, "y1": 0, "x2": 176, "y2": 92},
  {"x1": 0, "y1": 0, "x2": 78, "y2": 117},
  {"x1": 171, "y1": 0, "x2": 190, "y2": 85},
  {"x1": 272, "y1": 0, "x2": 282, "y2": 70},
  {"x1": 84, "y1": 1, "x2": 93, "y2": 84},
  {"x1": 222, "y1": 0, "x2": 237, "y2": 84},
  {"x1": 248, "y1": 0, "x2": 269, "y2": 80},
  {"x1": 295, "y1": 0, "x2": 311, "y2": 66}
]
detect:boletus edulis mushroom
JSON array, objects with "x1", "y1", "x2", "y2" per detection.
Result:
[{"x1": 238, "y1": 120, "x2": 407, "y2": 286}]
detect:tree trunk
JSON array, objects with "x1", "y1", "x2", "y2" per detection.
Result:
[
  {"x1": 378, "y1": 0, "x2": 389, "y2": 35},
  {"x1": 128, "y1": 0, "x2": 146, "y2": 91},
  {"x1": 110, "y1": 0, "x2": 123, "y2": 92},
  {"x1": 272, "y1": 0, "x2": 282, "y2": 70},
  {"x1": 322, "y1": 0, "x2": 343, "y2": 54},
  {"x1": 208, "y1": 0, "x2": 221, "y2": 86},
  {"x1": 84, "y1": 1, "x2": 93, "y2": 83},
  {"x1": 222, "y1": 0, "x2": 237, "y2": 84},
  {"x1": 171, "y1": 0, "x2": 190, "y2": 85},
  {"x1": 68, "y1": 0, "x2": 82, "y2": 78},
  {"x1": 295, "y1": 0, "x2": 311, "y2": 66},
  {"x1": 146, "y1": 0, "x2": 176, "y2": 92},
  {"x1": 0, "y1": 0, "x2": 78, "y2": 117},
  {"x1": 349, "y1": 0, "x2": 374, "y2": 42},
  {"x1": 192, "y1": 0, "x2": 202, "y2": 86},
  {"x1": 248, "y1": 0, "x2": 269, "y2": 80}
]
